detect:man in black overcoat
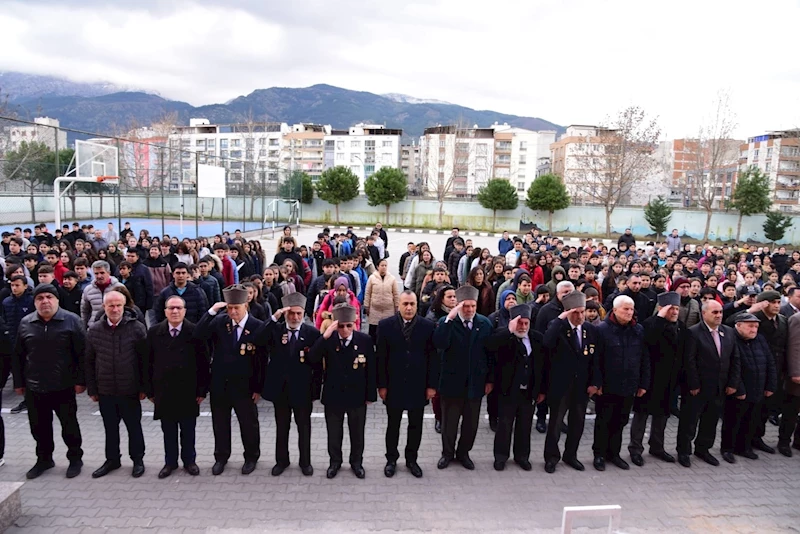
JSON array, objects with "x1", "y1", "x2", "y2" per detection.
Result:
[
  {"x1": 628, "y1": 291, "x2": 685, "y2": 466},
  {"x1": 311, "y1": 304, "x2": 377, "y2": 480},
  {"x1": 486, "y1": 304, "x2": 545, "y2": 472},
  {"x1": 144, "y1": 295, "x2": 210, "y2": 479},
  {"x1": 260, "y1": 292, "x2": 322, "y2": 477},
  {"x1": 195, "y1": 285, "x2": 265, "y2": 476},
  {"x1": 376, "y1": 290, "x2": 438, "y2": 479}
]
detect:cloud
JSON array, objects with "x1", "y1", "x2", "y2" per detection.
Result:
[{"x1": 1, "y1": 0, "x2": 799, "y2": 138}]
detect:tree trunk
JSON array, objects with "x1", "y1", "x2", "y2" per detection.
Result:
[
  {"x1": 29, "y1": 188, "x2": 35, "y2": 224},
  {"x1": 736, "y1": 212, "x2": 743, "y2": 242},
  {"x1": 703, "y1": 209, "x2": 713, "y2": 241},
  {"x1": 250, "y1": 196, "x2": 256, "y2": 221},
  {"x1": 438, "y1": 200, "x2": 444, "y2": 228},
  {"x1": 335, "y1": 203, "x2": 340, "y2": 224},
  {"x1": 605, "y1": 207, "x2": 612, "y2": 238},
  {"x1": 210, "y1": 198, "x2": 216, "y2": 219},
  {"x1": 385, "y1": 204, "x2": 390, "y2": 223},
  {"x1": 492, "y1": 209, "x2": 497, "y2": 232},
  {"x1": 99, "y1": 191, "x2": 104, "y2": 218},
  {"x1": 548, "y1": 211, "x2": 554, "y2": 233}
]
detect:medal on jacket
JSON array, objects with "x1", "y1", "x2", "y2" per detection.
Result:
[
  {"x1": 247, "y1": 343, "x2": 254, "y2": 352},
  {"x1": 282, "y1": 333, "x2": 288, "y2": 345},
  {"x1": 353, "y1": 356, "x2": 359, "y2": 369},
  {"x1": 240, "y1": 343, "x2": 246, "y2": 355},
  {"x1": 300, "y1": 350, "x2": 305, "y2": 363}
]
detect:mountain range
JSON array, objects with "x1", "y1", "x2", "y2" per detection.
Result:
[{"x1": 1, "y1": 71, "x2": 563, "y2": 140}]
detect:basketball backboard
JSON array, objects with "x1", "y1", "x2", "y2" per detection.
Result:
[{"x1": 75, "y1": 139, "x2": 119, "y2": 178}]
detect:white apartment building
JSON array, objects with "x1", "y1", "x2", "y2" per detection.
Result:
[
  {"x1": 323, "y1": 124, "x2": 403, "y2": 192},
  {"x1": 1, "y1": 116, "x2": 67, "y2": 153},
  {"x1": 739, "y1": 129, "x2": 800, "y2": 212},
  {"x1": 419, "y1": 125, "x2": 495, "y2": 197},
  {"x1": 400, "y1": 143, "x2": 421, "y2": 192},
  {"x1": 491, "y1": 124, "x2": 556, "y2": 197}
]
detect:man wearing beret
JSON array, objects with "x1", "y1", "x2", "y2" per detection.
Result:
[
  {"x1": 542, "y1": 290, "x2": 601, "y2": 473},
  {"x1": 195, "y1": 285, "x2": 266, "y2": 476},
  {"x1": 261, "y1": 293, "x2": 321, "y2": 477},
  {"x1": 376, "y1": 290, "x2": 438, "y2": 478},
  {"x1": 434, "y1": 285, "x2": 493, "y2": 470},
  {"x1": 311, "y1": 304, "x2": 376, "y2": 479},
  {"x1": 725, "y1": 290, "x2": 787, "y2": 454},
  {"x1": 628, "y1": 291, "x2": 686, "y2": 466},
  {"x1": 720, "y1": 313, "x2": 777, "y2": 463},
  {"x1": 486, "y1": 304, "x2": 545, "y2": 471}
]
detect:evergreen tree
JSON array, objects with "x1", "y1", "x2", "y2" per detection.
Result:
[
  {"x1": 315, "y1": 166, "x2": 360, "y2": 223},
  {"x1": 364, "y1": 167, "x2": 407, "y2": 221},
  {"x1": 477, "y1": 178, "x2": 519, "y2": 231},
  {"x1": 525, "y1": 173, "x2": 570, "y2": 232},
  {"x1": 730, "y1": 166, "x2": 772, "y2": 241},
  {"x1": 643, "y1": 195, "x2": 673, "y2": 240},
  {"x1": 763, "y1": 210, "x2": 793, "y2": 245},
  {"x1": 278, "y1": 171, "x2": 314, "y2": 204}
]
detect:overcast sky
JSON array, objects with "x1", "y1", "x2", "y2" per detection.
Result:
[{"x1": 1, "y1": 0, "x2": 799, "y2": 139}]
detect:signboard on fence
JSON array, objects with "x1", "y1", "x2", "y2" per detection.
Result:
[{"x1": 197, "y1": 164, "x2": 226, "y2": 199}]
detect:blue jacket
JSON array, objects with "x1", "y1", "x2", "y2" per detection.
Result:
[
  {"x1": 2, "y1": 290, "x2": 34, "y2": 348},
  {"x1": 155, "y1": 282, "x2": 209, "y2": 324},
  {"x1": 433, "y1": 314, "x2": 493, "y2": 399},
  {"x1": 498, "y1": 238, "x2": 513, "y2": 255},
  {"x1": 734, "y1": 332, "x2": 778, "y2": 404},
  {"x1": 595, "y1": 314, "x2": 650, "y2": 397}
]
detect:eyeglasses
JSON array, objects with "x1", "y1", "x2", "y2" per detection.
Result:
[
  {"x1": 166, "y1": 306, "x2": 185, "y2": 311},
  {"x1": 337, "y1": 323, "x2": 355, "y2": 329}
]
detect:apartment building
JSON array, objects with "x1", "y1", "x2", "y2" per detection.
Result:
[
  {"x1": 323, "y1": 124, "x2": 403, "y2": 191},
  {"x1": 419, "y1": 125, "x2": 495, "y2": 197},
  {"x1": 400, "y1": 143, "x2": 421, "y2": 192},
  {"x1": 550, "y1": 125, "x2": 622, "y2": 204},
  {"x1": 491, "y1": 124, "x2": 556, "y2": 197},
  {"x1": 739, "y1": 129, "x2": 800, "y2": 212},
  {"x1": 1, "y1": 116, "x2": 67, "y2": 153}
]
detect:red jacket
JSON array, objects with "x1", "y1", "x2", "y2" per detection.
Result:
[
  {"x1": 54, "y1": 261, "x2": 69, "y2": 284},
  {"x1": 320, "y1": 243, "x2": 333, "y2": 259},
  {"x1": 221, "y1": 256, "x2": 235, "y2": 287}
]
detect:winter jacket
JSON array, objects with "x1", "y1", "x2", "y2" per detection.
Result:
[
  {"x1": 595, "y1": 313, "x2": 650, "y2": 397},
  {"x1": 81, "y1": 276, "x2": 123, "y2": 328},
  {"x1": 58, "y1": 285, "x2": 83, "y2": 316},
  {"x1": 364, "y1": 272, "x2": 399, "y2": 326},
  {"x1": 666, "y1": 235, "x2": 682, "y2": 254},
  {"x1": 12, "y1": 308, "x2": 86, "y2": 392},
  {"x1": 1, "y1": 289, "x2": 34, "y2": 348},
  {"x1": 197, "y1": 275, "x2": 221, "y2": 305},
  {"x1": 155, "y1": 282, "x2": 209, "y2": 324},
  {"x1": 314, "y1": 289, "x2": 361, "y2": 331},
  {"x1": 545, "y1": 266, "x2": 567, "y2": 298},
  {"x1": 85, "y1": 309, "x2": 147, "y2": 397},
  {"x1": 734, "y1": 332, "x2": 778, "y2": 404},
  {"x1": 447, "y1": 249, "x2": 464, "y2": 286},
  {"x1": 411, "y1": 260, "x2": 434, "y2": 297},
  {"x1": 119, "y1": 275, "x2": 147, "y2": 314},
  {"x1": 128, "y1": 260, "x2": 154, "y2": 310},
  {"x1": 142, "y1": 256, "x2": 172, "y2": 297},
  {"x1": 498, "y1": 238, "x2": 513, "y2": 256}
]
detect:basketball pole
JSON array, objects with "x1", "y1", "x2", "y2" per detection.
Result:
[{"x1": 54, "y1": 176, "x2": 118, "y2": 230}]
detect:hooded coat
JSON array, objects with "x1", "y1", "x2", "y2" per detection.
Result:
[{"x1": 545, "y1": 266, "x2": 567, "y2": 298}]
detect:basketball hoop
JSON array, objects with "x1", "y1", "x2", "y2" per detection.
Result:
[{"x1": 96, "y1": 175, "x2": 119, "y2": 183}]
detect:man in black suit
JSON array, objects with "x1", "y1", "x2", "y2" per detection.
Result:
[
  {"x1": 144, "y1": 295, "x2": 210, "y2": 479},
  {"x1": 195, "y1": 285, "x2": 265, "y2": 476},
  {"x1": 260, "y1": 293, "x2": 321, "y2": 477},
  {"x1": 677, "y1": 299, "x2": 741, "y2": 468},
  {"x1": 542, "y1": 291, "x2": 601, "y2": 473},
  {"x1": 780, "y1": 287, "x2": 800, "y2": 317},
  {"x1": 376, "y1": 290, "x2": 438, "y2": 479},
  {"x1": 311, "y1": 304, "x2": 376, "y2": 479},
  {"x1": 486, "y1": 305, "x2": 545, "y2": 472}
]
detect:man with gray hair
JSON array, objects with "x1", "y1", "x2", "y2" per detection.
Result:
[
  {"x1": 592, "y1": 295, "x2": 650, "y2": 472},
  {"x1": 81, "y1": 260, "x2": 122, "y2": 328}
]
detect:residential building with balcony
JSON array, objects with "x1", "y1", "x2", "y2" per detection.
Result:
[
  {"x1": 419, "y1": 125, "x2": 495, "y2": 197},
  {"x1": 2, "y1": 117, "x2": 67, "y2": 154},
  {"x1": 739, "y1": 129, "x2": 800, "y2": 212},
  {"x1": 323, "y1": 124, "x2": 403, "y2": 191},
  {"x1": 400, "y1": 143, "x2": 421, "y2": 192},
  {"x1": 491, "y1": 124, "x2": 556, "y2": 197}
]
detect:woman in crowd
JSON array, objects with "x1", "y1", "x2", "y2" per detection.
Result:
[
  {"x1": 314, "y1": 276, "x2": 361, "y2": 331},
  {"x1": 363, "y1": 258, "x2": 399, "y2": 344},
  {"x1": 467, "y1": 266, "x2": 495, "y2": 317}
]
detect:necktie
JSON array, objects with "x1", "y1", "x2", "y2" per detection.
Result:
[
  {"x1": 288, "y1": 329, "x2": 298, "y2": 352},
  {"x1": 464, "y1": 320, "x2": 472, "y2": 331},
  {"x1": 340, "y1": 338, "x2": 348, "y2": 349},
  {"x1": 402, "y1": 320, "x2": 413, "y2": 340},
  {"x1": 573, "y1": 327, "x2": 582, "y2": 349},
  {"x1": 171, "y1": 328, "x2": 178, "y2": 338},
  {"x1": 711, "y1": 329, "x2": 721, "y2": 357}
]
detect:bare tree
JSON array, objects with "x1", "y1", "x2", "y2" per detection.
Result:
[
  {"x1": 687, "y1": 91, "x2": 740, "y2": 240},
  {"x1": 571, "y1": 106, "x2": 661, "y2": 237}
]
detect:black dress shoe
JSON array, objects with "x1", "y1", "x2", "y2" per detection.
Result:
[
  {"x1": 458, "y1": 455, "x2": 475, "y2": 470},
  {"x1": 738, "y1": 449, "x2": 758, "y2": 460},
  {"x1": 26, "y1": 460, "x2": 55, "y2": 480},
  {"x1": 271, "y1": 463, "x2": 289, "y2": 476},
  {"x1": 535, "y1": 419, "x2": 546, "y2": 433},
  {"x1": 694, "y1": 450, "x2": 719, "y2": 466},
  {"x1": 351, "y1": 465, "x2": 365, "y2": 479},
  {"x1": 630, "y1": 453, "x2": 644, "y2": 467},
  {"x1": 768, "y1": 414, "x2": 780, "y2": 426},
  {"x1": 593, "y1": 456, "x2": 605, "y2": 471},
  {"x1": 649, "y1": 450, "x2": 675, "y2": 463},
  {"x1": 66, "y1": 460, "x2": 83, "y2": 479},
  {"x1": 158, "y1": 465, "x2": 176, "y2": 479},
  {"x1": 564, "y1": 457, "x2": 585, "y2": 471},
  {"x1": 514, "y1": 458, "x2": 533, "y2": 471},
  {"x1": 301, "y1": 465, "x2": 314, "y2": 476},
  {"x1": 407, "y1": 461, "x2": 423, "y2": 478},
  {"x1": 132, "y1": 461, "x2": 145, "y2": 478},
  {"x1": 678, "y1": 454, "x2": 691, "y2": 468},
  {"x1": 493, "y1": 460, "x2": 505, "y2": 471},
  {"x1": 10, "y1": 400, "x2": 27, "y2": 414},
  {"x1": 435, "y1": 420, "x2": 442, "y2": 434},
  {"x1": 384, "y1": 462, "x2": 396, "y2": 477},
  {"x1": 184, "y1": 464, "x2": 200, "y2": 476},
  {"x1": 241, "y1": 461, "x2": 257, "y2": 475},
  {"x1": 610, "y1": 456, "x2": 629, "y2": 470},
  {"x1": 722, "y1": 451, "x2": 736, "y2": 464},
  {"x1": 752, "y1": 439, "x2": 775, "y2": 454},
  {"x1": 212, "y1": 461, "x2": 226, "y2": 476},
  {"x1": 489, "y1": 418, "x2": 498, "y2": 432},
  {"x1": 326, "y1": 463, "x2": 341, "y2": 479},
  {"x1": 437, "y1": 456, "x2": 451, "y2": 469},
  {"x1": 778, "y1": 444, "x2": 793, "y2": 457},
  {"x1": 544, "y1": 461, "x2": 556, "y2": 474},
  {"x1": 91, "y1": 460, "x2": 121, "y2": 479}
]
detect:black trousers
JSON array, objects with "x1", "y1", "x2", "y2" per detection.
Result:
[
  {"x1": 536, "y1": 399, "x2": 548, "y2": 422},
  {"x1": 779, "y1": 394, "x2": 800, "y2": 445},
  {"x1": 0, "y1": 358, "x2": 9, "y2": 459},
  {"x1": 486, "y1": 389, "x2": 498, "y2": 422},
  {"x1": 440, "y1": 397, "x2": 481, "y2": 459},
  {"x1": 210, "y1": 380, "x2": 260, "y2": 463},
  {"x1": 325, "y1": 404, "x2": 367, "y2": 466},
  {"x1": 593, "y1": 394, "x2": 633, "y2": 459},
  {"x1": 160, "y1": 417, "x2": 196, "y2": 467},
  {"x1": 544, "y1": 383, "x2": 587, "y2": 463},
  {"x1": 274, "y1": 403, "x2": 312, "y2": 468},
  {"x1": 721, "y1": 397, "x2": 760, "y2": 453},
  {"x1": 494, "y1": 391, "x2": 534, "y2": 463},
  {"x1": 676, "y1": 394, "x2": 723, "y2": 455},
  {"x1": 628, "y1": 411, "x2": 668, "y2": 456},
  {"x1": 385, "y1": 406, "x2": 424, "y2": 463},
  {"x1": 27, "y1": 388, "x2": 83, "y2": 463},
  {"x1": 99, "y1": 395, "x2": 144, "y2": 462}
]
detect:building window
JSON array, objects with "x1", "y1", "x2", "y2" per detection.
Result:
[
  {"x1": 350, "y1": 154, "x2": 359, "y2": 163},
  {"x1": 337, "y1": 140, "x2": 344, "y2": 150},
  {"x1": 517, "y1": 181, "x2": 525, "y2": 192},
  {"x1": 519, "y1": 155, "x2": 527, "y2": 165},
  {"x1": 476, "y1": 143, "x2": 488, "y2": 156},
  {"x1": 766, "y1": 162, "x2": 771, "y2": 172},
  {"x1": 439, "y1": 140, "x2": 446, "y2": 148},
  {"x1": 220, "y1": 150, "x2": 228, "y2": 158},
  {"x1": 382, "y1": 140, "x2": 392, "y2": 148},
  {"x1": 231, "y1": 150, "x2": 242, "y2": 158},
  {"x1": 231, "y1": 139, "x2": 241, "y2": 147},
  {"x1": 325, "y1": 140, "x2": 334, "y2": 149},
  {"x1": 246, "y1": 139, "x2": 254, "y2": 148},
  {"x1": 351, "y1": 140, "x2": 361, "y2": 148},
  {"x1": 220, "y1": 139, "x2": 229, "y2": 149},
  {"x1": 365, "y1": 140, "x2": 375, "y2": 150},
  {"x1": 196, "y1": 139, "x2": 205, "y2": 146},
  {"x1": 519, "y1": 141, "x2": 527, "y2": 151},
  {"x1": 365, "y1": 165, "x2": 375, "y2": 177},
  {"x1": 269, "y1": 139, "x2": 279, "y2": 146},
  {"x1": 259, "y1": 149, "x2": 267, "y2": 157},
  {"x1": 336, "y1": 152, "x2": 345, "y2": 161},
  {"x1": 207, "y1": 139, "x2": 216, "y2": 147}
]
